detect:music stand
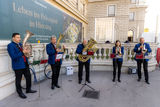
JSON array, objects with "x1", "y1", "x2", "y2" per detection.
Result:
[{"x1": 79, "y1": 80, "x2": 95, "y2": 92}]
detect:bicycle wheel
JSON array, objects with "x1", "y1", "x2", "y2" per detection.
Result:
[
  {"x1": 30, "y1": 67, "x2": 38, "y2": 83},
  {"x1": 44, "y1": 64, "x2": 52, "y2": 79}
]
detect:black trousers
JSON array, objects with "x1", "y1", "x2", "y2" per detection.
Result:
[
  {"x1": 78, "y1": 61, "x2": 90, "y2": 81},
  {"x1": 51, "y1": 62, "x2": 61, "y2": 86},
  {"x1": 137, "y1": 59, "x2": 149, "y2": 81},
  {"x1": 14, "y1": 67, "x2": 31, "y2": 94},
  {"x1": 113, "y1": 60, "x2": 122, "y2": 80}
]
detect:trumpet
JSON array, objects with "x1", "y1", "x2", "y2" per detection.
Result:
[
  {"x1": 116, "y1": 46, "x2": 121, "y2": 56},
  {"x1": 141, "y1": 44, "x2": 147, "y2": 54}
]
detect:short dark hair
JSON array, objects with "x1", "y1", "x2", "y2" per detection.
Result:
[{"x1": 12, "y1": 33, "x2": 20, "y2": 38}]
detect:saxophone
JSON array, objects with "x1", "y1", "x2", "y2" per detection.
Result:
[
  {"x1": 22, "y1": 30, "x2": 34, "y2": 57},
  {"x1": 78, "y1": 38, "x2": 97, "y2": 62}
]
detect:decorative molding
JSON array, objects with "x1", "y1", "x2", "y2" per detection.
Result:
[{"x1": 46, "y1": 0, "x2": 88, "y2": 24}]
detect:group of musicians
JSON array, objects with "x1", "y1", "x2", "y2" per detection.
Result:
[
  {"x1": 111, "y1": 37, "x2": 151, "y2": 84},
  {"x1": 7, "y1": 33, "x2": 152, "y2": 99}
]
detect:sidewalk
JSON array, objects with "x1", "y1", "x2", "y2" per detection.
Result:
[{"x1": 0, "y1": 70, "x2": 160, "y2": 107}]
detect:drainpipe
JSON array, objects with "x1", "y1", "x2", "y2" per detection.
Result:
[{"x1": 155, "y1": 15, "x2": 159, "y2": 43}]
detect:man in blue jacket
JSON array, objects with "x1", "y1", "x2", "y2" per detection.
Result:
[
  {"x1": 7, "y1": 33, "x2": 37, "y2": 99},
  {"x1": 134, "y1": 37, "x2": 152, "y2": 84},
  {"x1": 76, "y1": 40, "x2": 93, "y2": 84},
  {"x1": 46, "y1": 35, "x2": 64, "y2": 90}
]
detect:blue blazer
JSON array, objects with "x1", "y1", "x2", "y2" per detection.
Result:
[
  {"x1": 133, "y1": 43, "x2": 152, "y2": 61},
  {"x1": 112, "y1": 46, "x2": 124, "y2": 62},
  {"x1": 76, "y1": 43, "x2": 90, "y2": 63},
  {"x1": 7, "y1": 41, "x2": 28, "y2": 70},
  {"x1": 46, "y1": 43, "x2": 63, "y2": 65}
]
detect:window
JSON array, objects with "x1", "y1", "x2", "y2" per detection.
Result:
[
  {"x1": 131, "y1": 0, "x2": 137, "y2": 4},
  {"x1": 128, "y1": 30, "x2": 134, "y2": 42},
  {"x1": 95, "y1": 18, "x2": 115, "y2": 43},
  {"x1": 108, "y1": 5, "x2": 116, "y2": 17},
  {"x1": 129, "y1": 12, "x2": 135, "y2": 21}
]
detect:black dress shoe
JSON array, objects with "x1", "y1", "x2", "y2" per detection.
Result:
[
  {"x1": 137, "y1": 78, "x2": 141, "y2": 82},
  {"x1": 51, "y1": 85, "x2": 55, "y2": 90},
  {"x1": 26, "y1": 89, "x2": 37, "y2": 93},
  {"x1": 145, "y1": 81, "x2": 150, "y2": 84},
  {"x1": 86, "y1": 80, "x2": 91, "y2": 83},
  {"x1": 118, "y1": 79, "x2": 121, "y2": 82},
  {"x1": 79, "y1": 80, "x2": 82, "y2": 84},
  {"x1": 112, "y1": 79, "x2": 115, "y2": 82},
  {"x1": 55, "y1": 85, "x2": 61, "y2": 88},
  {"x1": 19, "y1": 93, "x2": 27, "y2": 99}
]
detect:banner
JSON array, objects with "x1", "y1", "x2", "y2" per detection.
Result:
[{"x1": 0, "y1": 0, "x2": 82, "y2": 43}]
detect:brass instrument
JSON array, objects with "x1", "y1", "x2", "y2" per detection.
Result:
[
  {"x1": 56, "y1": 33, "x2": 65, "y2": 52},
  {"x1": 22, "y1": 30, "x2": 34, "y2": 57},
  {"x1": 141, "y1": 43, "x2": 147, "y2": 54},
  {"x1": 78, "y1": 38, "x2": 97, "y2": 62}
]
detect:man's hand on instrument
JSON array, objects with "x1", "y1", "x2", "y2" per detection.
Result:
[
  {"x1": 56, "y1": 48, "x2": 61, "y2": 52},
  {"x1": 142, "y1": 49, "x2": 147, "y2": 53},
  {"x1": 23, "y1": 47, "x2": 30, "y2": 54},
  {"x1": 140, "y1": 46, "x2": 143, "y2": 49},
  {"x1": 89, "y1": 50, "x2": 93, "y2": 52},
  {"x1": 82, "y1": 52, "x2": 87, "y2": 55},
  {"x1": 138, "y1": 46, "x2": 143, "y2": 51}
]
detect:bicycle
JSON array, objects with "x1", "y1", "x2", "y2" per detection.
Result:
[
  {"x1": 43, "y1": 54, "x2": 67, "y2": 79},
  {"x1": 44, "y1": 63, "x2": 52, "y2": 79}
]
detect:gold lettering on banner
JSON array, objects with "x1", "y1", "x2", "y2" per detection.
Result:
[
  {"x1": 29, "y1": 20, "x2": 35, "y2": 28},
  {"x1": 12, "y1": 2, "x2": 58, "y2": 31}
]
